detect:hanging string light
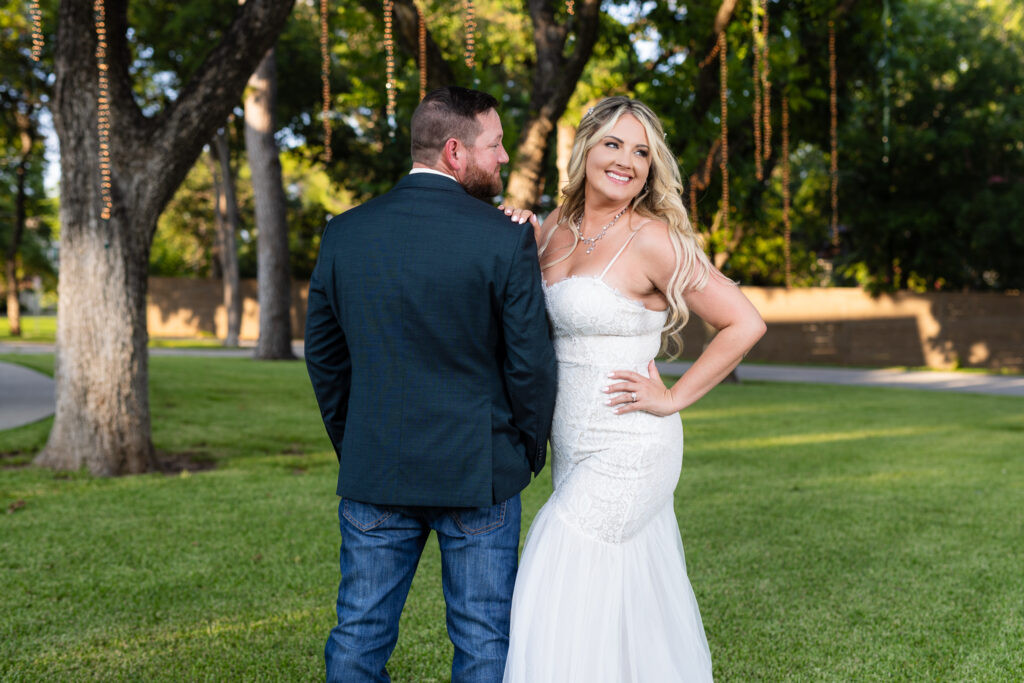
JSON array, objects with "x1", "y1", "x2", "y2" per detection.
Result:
[
  {"x1": 689, "y1": 183, "x2": 698, "y2": 230},
  {"x1": 383, "y1": 0, "x2": 396, "y2": 122},
  {"x1": 464, "y1": 0, "x2": 476, "y2": 69},
  {"x1": 30, "y1": 0, "x2": 44, "y2": 61},
  {"x1": 697, "y1": 40, "x2": 720, "y2": 70},
  {"x1": 417, "y1": 1, "x2": 427, "y2": 100},
  {"x1": 688, "y1": 140, "x2": 722, "y2": 233},
  {"x1": 760, "y1": 0, "x2": 772, "y2": 162},
  {"x1": 718, "y1": 31, "x2": 729, "y2": 236},
  {"x1": 829, "y1": 20, "x2": 839, "y2": 247},
  {"x1": 751, "y1": 0, "x2": 763, "y2": 181},
  {"x1": 320, "y1": 0, "x2": 332, "y2": 162},
  {"x1": 94, "y1": 0, "x2": 113, "y2": 221},
  {"x1": 882, "y1": 0, "x2": 892, "y2": 165},
  {"x1": 566, "y1": 1, "x2": 575, "y2": 15},
  {"x1": 782, "y1": 93, "x2": 791, "y2": 288}
]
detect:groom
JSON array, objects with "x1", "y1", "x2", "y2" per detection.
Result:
[{"x1": 305, "y1": 86, "x2": 557, "y2": 682}]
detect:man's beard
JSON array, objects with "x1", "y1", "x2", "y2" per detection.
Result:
[{"x1": 462, "y1": 160, "x2": 503, "y2": 201}]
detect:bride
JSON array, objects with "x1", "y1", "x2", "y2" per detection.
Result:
[{"x1": 501, "y1": 97, "x2": 766, "y2": 682}]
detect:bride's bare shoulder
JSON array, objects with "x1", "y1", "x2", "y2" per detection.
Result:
[{"x1": 536, "y1": 206, "x2": 564, "y2": 246}]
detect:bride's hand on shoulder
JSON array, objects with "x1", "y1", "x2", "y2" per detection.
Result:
[
  {"x1": 604, "y1": 360, "x2": 678, "y2": 417},
  {"x1": 497, "y1": 204, "x2": 540, "y2": 231}
]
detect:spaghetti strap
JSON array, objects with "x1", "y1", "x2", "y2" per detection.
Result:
[
  {"x1": 598, "y1": 220, "x2": 653, "y2": 280},
  {"x1": 538, "y1": 221, "x2": 561, "y2": 257}
]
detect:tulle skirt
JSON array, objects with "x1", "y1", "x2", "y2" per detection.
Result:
[{"x1": 503, "y1": 498, "x2": 713, "y2": 682}]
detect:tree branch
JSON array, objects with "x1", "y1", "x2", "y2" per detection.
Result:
[
  {"x1": 147, "y1": 0, "x2": 296, "y2": 218},
  {"x1": 104, "y1": 0, "x2": 148, "y2": 137},
  {"x1": 391, "y1": 0, "x2": 455, "y2": 91}
]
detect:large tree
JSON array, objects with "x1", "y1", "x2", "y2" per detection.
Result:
[
  {"x1": 36, "y1": 0, "x2": 295, "y2": 476},
  {"x1": 245, "y1": 48, "x2": 294, "y2": 359},
  {"x1": 208, "y1": 126, "x2": 243, "y2": 347},
  {"x1": 1, "y1": 0, "x2": 51, "y2": 335},
  {"x1": 838, "y1": 0, "x2": 1024, "y2": 291},
  {"x1": 499, "y1": 0, "x2": 602, "y2": 209},
  {"x1": 2, "y1": 103, "x2": 36, "y2": 336}
]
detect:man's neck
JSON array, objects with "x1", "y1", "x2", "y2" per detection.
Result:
[{"x1": 411, "y1": 162, "x2": 458, "y2": 180}]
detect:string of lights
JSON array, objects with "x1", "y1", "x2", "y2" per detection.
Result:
[
  {"x1": 566, "y1": 1, "x2": 575, "y2": 15},
  {"x1": 829, "y1": 20, "x2": 839, "y2": 247},
  {"x1": 689, "y1": 183, "x2": 698, "y2": 230},
  {"x1": 30, "y1": 0, "x2": 44, "y2": 61},
  {"x1": 321, "y1": 0, "x2": 332, "y2": 162},
  {"x1": 782, "y1": 94, "x2": 791, "y2": 288},
  {"x1": 383, "y1": 0, "x2": 396, "y2": 121},
  {"x1": 718, "y1": 31, "x2": 729, "y2": 236},
  {"x1": 94, "y1": 0, "x2": 112, "y2": 221},
  {"x1": 418, "y1": 1, "x2": 427, "y2": 100},
  {"x1": 760, "y1": 0, "x2": 771, "y2": 162},
  {"x1": 464, "y1": 0, "x2": 476, "y2": 69},
  {"x1": 697, "y1": 41, "x2": 720, "y2": 70},
  {"x1": 752, "y1": 0, "x2": 763, "y2": 181}
]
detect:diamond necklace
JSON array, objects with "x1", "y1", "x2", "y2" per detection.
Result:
[{"x1": 576, "y1": 207, "x2": 627, "y2": 255}]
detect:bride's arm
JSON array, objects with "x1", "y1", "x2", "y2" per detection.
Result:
[{"x1": 605, "y1": 234, "x2": 766, "y2": 417}]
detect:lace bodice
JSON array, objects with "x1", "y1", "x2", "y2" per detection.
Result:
[{"x1": 543, "y1": 276, "x2": 667, "y2": 369}]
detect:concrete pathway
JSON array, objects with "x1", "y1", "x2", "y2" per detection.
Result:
[
  {"x1": 2, "y1": 341, "x2": 1022, "y2": 432},
  {"x1": 659, "y1": 362, "x2": 1024, "y2": 398},
  {"x1": 0, "y1": 360, "x2": 56, "y2": 430}
]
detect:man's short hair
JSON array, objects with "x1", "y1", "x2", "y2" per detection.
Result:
[{"x1": 410, "y1": 86, "x2": 500, "y2": 164}]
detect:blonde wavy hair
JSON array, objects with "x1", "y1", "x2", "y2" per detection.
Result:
[{"x1": 547, "y1": 96, "x2": 714, "y2": 358}]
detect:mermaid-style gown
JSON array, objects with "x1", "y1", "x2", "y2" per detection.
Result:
[{"x1": 503, "y1": 241, "x2": 713, "y2": 682}]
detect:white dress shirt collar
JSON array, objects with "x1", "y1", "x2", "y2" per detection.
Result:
[{"x1": 409, "y1": 168, "x2": 458, "y2": 183}]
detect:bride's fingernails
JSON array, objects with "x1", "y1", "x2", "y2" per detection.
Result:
[
  {"x1": 604, "y1": 399, "x2": 612, "y2": 405},
  {"x1": 602, "y1": 386, "x2": 610, "y2": 392}
]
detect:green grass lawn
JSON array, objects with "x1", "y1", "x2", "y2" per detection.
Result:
[
  {"x1": 1, "y1": 316, "x2": 257, "y2": 349},
  {"x1": 1, "y1": 316, "x2": 57, "y2": 343},
  {"x1": 1, "y1": 355, "x2": 1022, "y2": 681}
]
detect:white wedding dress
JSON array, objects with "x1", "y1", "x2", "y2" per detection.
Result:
[{"x1": 503, "y1": 233, "x2": 713, "y2": 682}]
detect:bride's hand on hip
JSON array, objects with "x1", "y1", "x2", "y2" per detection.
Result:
[{"x1": 604, "y1": 360, "x2": 678, "y2": 416}]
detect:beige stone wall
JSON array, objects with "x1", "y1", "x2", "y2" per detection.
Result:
[
  {"x1": 147, "y1": 277, "x2": 308, "y2": 342},
  {"x1": 679, "y1": 287, "x2": 1024, "y2": 371},
  {"x1": 148, "y1": 279, "x2": 1024, "y2": 372}
]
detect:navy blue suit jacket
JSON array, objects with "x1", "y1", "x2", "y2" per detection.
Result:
[{"x1": 304, "y1": 172, "x2": 557, "y2": 507}]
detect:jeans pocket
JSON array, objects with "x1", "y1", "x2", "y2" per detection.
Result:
[
  {"x1": 450, "y1": 500, "x2": 508, "y2": 536},
  {"x1": 341, "y1": 499, "x2": 393, "y2": 532}
]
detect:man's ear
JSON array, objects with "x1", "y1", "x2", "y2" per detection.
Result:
[{"x1": 442, "y1": 138, "x2": 462, "y2": 172}]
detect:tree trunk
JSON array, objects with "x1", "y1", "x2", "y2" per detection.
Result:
[
  {"x1": 207, "y1": 150, "x2": 225, "y2": 280},
  {"x1": 5, "y1": 113, "x2": 34, "y2": 337},
  {"x1": 555, "y1": 118, "x2": 576, "y2": 202},
  {"x1": 37, "y1": 0, "x2": 295, "y2": 475},
  {"x1": 245, "y1": 48, "x2": 294, "y2": 360},
  {"x1": 210, "y1": 128, "x2": 242, "y2": 347},
  {"x1": 503, "y1": 0, "x2": 602, "y2": 209},
  {"x1": 37, "y1": 191, "x2": 157, "y2": 475}
]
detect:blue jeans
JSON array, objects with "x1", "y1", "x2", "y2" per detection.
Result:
[{"x1": 325, "y1": 495, "x2": 521, "y2": 683}]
